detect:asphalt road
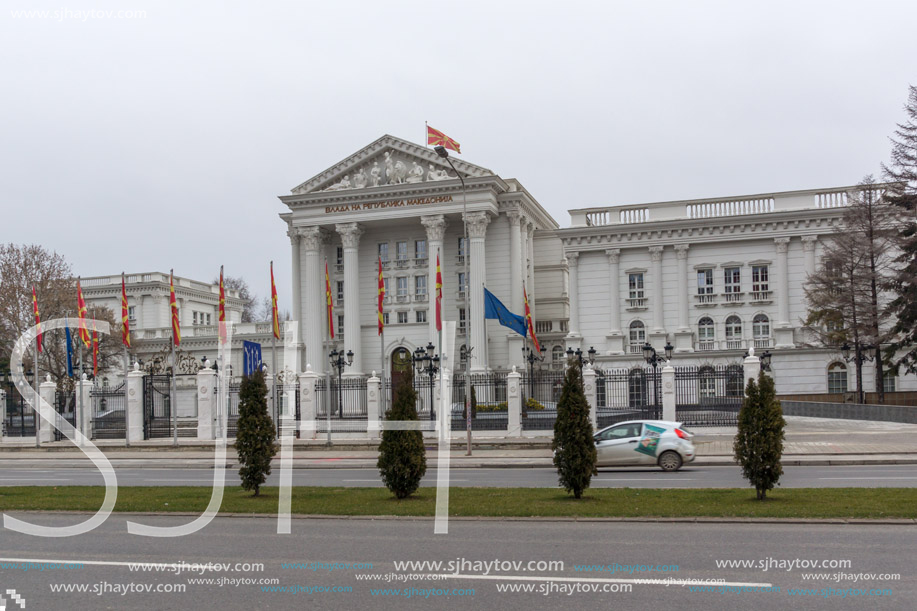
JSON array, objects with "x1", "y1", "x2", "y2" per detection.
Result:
[
  {"x1": 0, "y1": 515, "x2": 911, "y2": 610},
  {"x1": 1, "y1": 465, "x2": 917, "y2": 487}
]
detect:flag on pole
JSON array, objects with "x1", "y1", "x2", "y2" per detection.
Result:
[
  {"x1": 270, "y1": 261, "x2": 281, "y2": 340},
  {"x1": 325, "y1": 261, "x2": 334, "y2": 340},
  {"x1": 65, "y1": 318, "x2": 74, "y2": 377},
  {"x1": 32, "y1": 286, "x2": 43, "y2": 353},
  {"x1": 218, "y1": 266, "x2": 227, "y2": 345},
  {"x1": 121, "y1": 273, "x2": 131, "y2": 348},
  {"x1": 524, "y1": 282, "x2": 540, "y2": 352},
  {"x1": 483, "y1": 287, "x2": 527, "y2": 337},
  {"x1": 377, "y1": 257, "x2": 385, "y2": 336},
  {"x1": 76, "y1": 278, "x2": 91, "y2": 348},
  {"x1": 426, "y1": 125, "x2": 461, "y2": 154},
  {"x1": 170, "y1": 270, "x2": 181, "y2": 346},
  {"x1": 435, "y1": 252, "x2": 443, "y2": 331},
  {"x1": 92, "y1": 322, "x2": 99, "y2": 376}
]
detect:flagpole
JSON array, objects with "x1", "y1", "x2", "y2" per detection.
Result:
[
  {"x1": 34, "y1": 333, "x2": 40, "y2": 448},
  {"x1": 124, "y1": 345, "x2": 130, "y2": 447},
  {"x1": 78, "y1": 343, "x2": 84, "y2": 447},
  {"x1": 325, "y1": 257, "x2": 332, "y2": 447},
  {"x1": 171, "y1": 336, "x2": 178, "y2": 447}
]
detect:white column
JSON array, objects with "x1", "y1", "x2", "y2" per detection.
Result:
[
  {"x1": 79, "y1": 375, "x2": 92, "y2": 439},
  {"x1": 299, "y1": 227, "x2": 325, "y2": 374},
  {"x1": 507, "y1": 366, "x2": 522, "y2": 436},
  {"x1": 464, "y1": 211, "x2": 491, "y2": 372},
  {"x1": 582, "y1": 364, "x2": 597, "y2": 430},
  {"x1": 802, "y1": 236, "x2": 817, "y2": 278},
  {"x1": 288, "y1": 227, "x2": 303, "y2": 362},
  {"x1": 421, "y1": 214, "x2": 447, "y2": 351},
  {"x1": 39, "y1": 375, "x2": 55, "y2": 444},
  {"x1": 507, "y1": 208, "x2": 524, "y2": 313},
  {"x1": 196, "y1": 365, "x2": 215, "y2": 440},
  {"x1": 674, "y1": 244, "x2": 689, "y2": 331},
  {"x1": 336, "y1": 222, "x2": 363, "y2": 375},
  {"x1": 775, "y1": 238, "x2": 790, "y2": 326},
  {"x1": 367, "y1": 371, "x2": 381, "y2": 437},
  {"x1": 126, "y1": 365, "x2": 144, "y2": 443},
  {"x1": 566, "y1": 251, "x2": 581, "y2": 338},
  {"x1": 526, "y1": 222, "x2": 536, "y2": 318},
  {"x1": 299, "y1": 365, "x2": 319, "y2": 438},
  {"x1": 649, "y1": 246, "x2": 665, "y2": 333},
  {"x1": 606, "y1": 249, "x2": 621, "y2": 334},
  {"x1": 661, "y1": 365, "x2": 676, "y2": 422}
]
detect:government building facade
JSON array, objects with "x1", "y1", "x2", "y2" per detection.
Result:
[{"x1": 100, "y1": 135, "x2": 913, "y2": 398}]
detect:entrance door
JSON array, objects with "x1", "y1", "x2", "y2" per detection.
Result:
[{"x1": 390, "y1": 348, "x2": 412, "y2": 404}]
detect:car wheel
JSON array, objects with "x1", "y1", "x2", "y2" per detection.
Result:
[{"x1": 658, "y1": 451, "x2": 682, "y2": 472}]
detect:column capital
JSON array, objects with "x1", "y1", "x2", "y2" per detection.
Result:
[
  {"x1": 420, "y1": 214, "x2": 448, "y2": 241},
  {"x1": 506, "y1": 207, "x2": 524, "y2": 226},
  {"x1": 674, "y1": 244, "x2": 690, "y2": 259},
  {"x1": 526, "y1": 221, "x2": 535, "y2": 237},
  {"x1": 463, "y1": 211, "x2": 491, "y2": 239},
  {"x1": 297, "y1": 226, "x2": 325, "y2": 252},
  {"x1": 774, "y1": 237, "x2": 790, "y2": 254},
  {"x1": 565, "y1": 251, "x2": 580, "y2": 266},
  {"x1": 335, "y1": 222, "x2": 363, "y2": 248},
  {"x1": 649, "y1": 246, "x2": 664, "y2": 262},
  {"x1": 287, "y1": 227, "x2": 300, "y2": 244},
  {"x1": 801, "y1": 235, "x2": 818, "y2": 251},
  {"x1": 605, "y1": 248, "x2": 620, "y2": 264}
]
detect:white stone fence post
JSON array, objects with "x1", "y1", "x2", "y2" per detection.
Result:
[
  {"x1": 299, "y1": 365, "x2": 319, "y2": 439},
  {"x1": 126, "y1": 364, "x2": 145, "y2": 443},
  {"x1": 582, "y1": 365, "x2": 597, "y2": 430},
  {"x1": 661, "y1": 365, "x2": 676, "y2": 422},
  {"x1": 507, "y1": 367, "x2": 522, "y2": 436},
  {"x1": 196, "y1": 363, "x2": 216, "y2": 440},
  {"x1": 367, "y1": 372, "x2": 381, "y2": 438},
  {"x1": 39, "y1": 375, "x2": 56, "y2": 444}
]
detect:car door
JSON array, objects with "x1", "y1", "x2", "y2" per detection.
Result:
[{"x1": 595, "y1": 423, "x2": 643, "y2": 465}]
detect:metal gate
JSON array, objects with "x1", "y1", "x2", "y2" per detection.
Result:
[
  {"x1": 142, "y1": 374, "x2": 173, "y2": 439},
  {"x1": 2, "y1": 380, "x2": 35, "y2": 437},
  {"x1": 595, "y1": 367, "x2": 661, "y2": 429},
  {"x1": 91, "y1": 383, "x2": 126, "y2": 439},
  {"x1": 521, "y1": 370, "x2": 564, "y2": 431},
  {"x1": 54, "y1": 389, "x2": 77, "y2": 441},
  {"x1": 674, "y1": 365, "x2": 744, "y2": 426}
]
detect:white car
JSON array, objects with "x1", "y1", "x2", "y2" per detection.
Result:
[{"x1": 594, "y1": 420, "x2": 695, "y2": 471}]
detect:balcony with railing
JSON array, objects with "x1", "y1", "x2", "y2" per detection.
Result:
[
  {"x1": 626, "y1": 297, "x2": 648, "y2": 311},
  {"x1": 749, "y1": 290, "x2": 773, "y2": 304},
  {"x1": 395, "y1": 294, "x2": 410, "y2": 304},
  {"x1": 628, "y1": 343, "x2": 643, "y2": 354},
  {"x1": 695, "y1": 293, "x2": 717, "y2": 306},
  {"x1": 753, "y1": 337, "x2": 772, "y2": 349},
  {"x1": 393, "y1": 258, "x2": 411, "y2": 270},
  {"x1": 456, "y1": 289, "x2": 466, "y2": 301},
  {"x1": 697, "y1": 340, "x2": 716, "y2": 351},
  {"x1": 414, "y1": 293, "x2": 428, "y2": 303},
  {"x1": 723, "y1": 292, "x2": 744, "y2": 304},
  {"x1": 414, "y1": 257, "x2": 428, "y2": 268},
  {"x1": 725, "y1": 339, "x2": 744, "y2": 350},
  {"x1": 334, "y1": 263, "x2": 344, "y2": 274}
]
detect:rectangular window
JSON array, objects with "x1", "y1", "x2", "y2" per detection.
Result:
[
  {"x1": 628, "y1": 273, "x2": 644, "y2": 300},
  {"x1": 378, "y1": 243, "x2": 389, "y2": 263},
  {"x1": 416, "y1": 310, "x2": 427, "y2": 323},
  {"x1": 383, "y1": 312, "x2": 390, "y2": 325},
  {"x1": 396, "y1": 277, "x2": 408, "y2": 296},
  {"x1": 415, "y1": 275, "x2": 427, "y2": 296},
  {"x1": 697, "y1": 269, "x2": 714, "y2": 294},
  {"x1": 336, "y1": 281, "x2": 344, "y2": 301},
  {"x1": 382, "y1": 277, "x2": 389, "y2": 297},
  {"x1": 128, "y1": 305, "x2": 136, "y2": 322},
  {"x1": 205, "y1": 313, "x2": 211, "y2": 325},
  {"x1": 397, "y1": 311, "x2": 408, "y2": 324},
  {"x1": 724, "y1": 267, "x2": 741, "y2": 293},
  {"x1": 458, "y1": 272, "x2": 467, "y2": 293},
  {"x1": 337, "y1": 315, "x2": 344, "y2": 333},
  {"x1": 336, "y1": 246, "x2": 343, "y2": 266},
  {"x1": 752, "y1": 265, "x2": 769, "y2": 292},
  {"x1": 415, "y1": 239, "x2": 427, "y2": 259},
  {"x1": 396, "y1": 241, "x2": 408, "y2": 260},
  {"x1": 193, "y1": 312, "x2": 199, "y2": 326},
  {"x1": 458, "y1": 237, "x2": 467, "y2": 258},
  {"x1": 883, "y1": 375, "x2": 896, "y2": 394},
  {"x1": 459, "y1": 308, "x2": 467, "y2": 332}
]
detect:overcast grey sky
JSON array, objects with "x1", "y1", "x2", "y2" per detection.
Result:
[{"x1": 3, "y1": 0, "x2": 916, "y2": 311}]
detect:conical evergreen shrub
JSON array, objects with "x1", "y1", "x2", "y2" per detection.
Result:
[
  {"x1": 236, "y1": 369, "x2": 277, "y2": 496},
  {"x1": 552, "y1": 361, "x2": 597, "y2": 498},
  {"x1": 378, "y1": 376, "x2": 427, "y2": 499},
  {"x1": 734, "y1": 372, "x2": 786, "y2": 500}
]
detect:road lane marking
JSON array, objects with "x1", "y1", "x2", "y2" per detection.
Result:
[{"x1": 819, "y1": 477, "x2": 917, "y2": 480}]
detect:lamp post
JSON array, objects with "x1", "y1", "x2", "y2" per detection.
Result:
[
  {"x1": 413, "y1": 342, "x2": 440, "y2": 421},
  {"x1": 642, "y1": 341, "x2": 673, "y2": 419},
  {"x1": 565, "y1": 346, "x2": 597, "y2": 370},
  {"x1": 434, "y1": 144, "x2": 474, "y2": 456},
  {"x1": 328, "y1": 348, "x2": 353, "y2": 445},
  {"x1": 522, "y1": 344, "x2": 546, "y2": 415},
  {"x1": 841, "y1": 342, "x2": 873, "y2": 404}
]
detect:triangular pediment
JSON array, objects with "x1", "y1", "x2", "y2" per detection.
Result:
[{"x1": 290, "y1": 134, "x2": 494, "y2": 195}]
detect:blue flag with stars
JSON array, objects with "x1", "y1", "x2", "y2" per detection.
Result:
[{"x1": 483, "y1": 287, "x2": 527, "y2": 338}]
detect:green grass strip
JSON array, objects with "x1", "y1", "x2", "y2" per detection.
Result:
[{"x1": 0, "y1": 487, "x2": 915, "y2": 519}]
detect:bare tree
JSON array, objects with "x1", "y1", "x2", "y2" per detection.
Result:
[{"x1": 214, "y1": 275, "x2": 255, "y2": 323}]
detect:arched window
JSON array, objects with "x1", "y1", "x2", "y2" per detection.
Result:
[
  {"x1": 628, "y1": 320, "x2": 645, "y2": 353},
  {"x1": 698, "y1": 365, "x2": 716, "y2": 399},
  {"x1": 753, "y1": 314, "x2": 770, "y2": 347},
  {"x1": 827, "y1": 362, "x2": 848, "y2": 394},
  {"x1": 725, "y1": 315, "x2": 743, "y2": 349},
  {"x1": 552, "y1": 345, "x2": 564, "y2": 365},
  {"x1": 726, "y1": 364, "x2": 744, "y2": 397},
  {"x1": 698, "y1": 317, "x2": 715, "y2": 350}
]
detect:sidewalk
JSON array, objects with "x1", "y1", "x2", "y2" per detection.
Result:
[{"x1": 2, "y1": 416, "x2": 916, "y2": 468}]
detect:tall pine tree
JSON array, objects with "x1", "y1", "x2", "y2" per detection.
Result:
[
  {"x1": 734, "y1": 372, "x2": 785, "y2": 500},
  {"x1": 552, "y1": 360, "x2": 597, "y2": 499},
  {"x1": 377, "y1": 377, "x2": 427, "y2": 499},
  {"x1": 236, "y1": 370, "x2": 276, "y2": 496}
]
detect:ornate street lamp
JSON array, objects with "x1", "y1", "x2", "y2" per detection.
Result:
[
  {"x1": 522, "y1": 344, "x2": 547, "y2": 414},
  {"x1": 642, "y1": 342, "x2": 672, "y2": 419},
  {"x1": 412, "y1": 342, "x2": 440, "y2": 421}
]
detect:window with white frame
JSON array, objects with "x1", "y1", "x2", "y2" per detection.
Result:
[
  {"x1": 752, "y1": 265, "x2": 769, "y2": 293},
  {"x1": 396, "y1": 276, "x2": 408, "y2": 297},
  {"x1": 382, "y1": 277, "x2": 390, "y2": 297},
  {"x1": 415, "y1": 239, "x2": 427, "y2": 260},
  {"x1": 378, "y1": 243, "x2": 389, "y2": 263},
  {"x1": 629, "y1": 320, "x2": 645, "y2": 351},
  {"x1": 337, "y1": 315, "x2": 344, "y2": 334},
  {"x1": 457, "y1": 272, "x2": 467, "y2": 294},
  {"x1": 698, "y1": 317, "x2": 715, "y2": 348},
  {"x1": 205, "y1": 313, "x2": 211, "y2": 325},
  {"x1": 336, "y1": 281, "x2": 344, "y2": 301},
  {"x1": 697, "y1": 269, "x2": 714, "y2": 294},
  {"x1": 397, "y1": 311, "x2": 408, "y2": 324},
  {"x1": 628, "y1": 273, "x2": 644, "y2": 300},
  {"x1": 382, "y1": 312, "x2": 390, "y2": 325},
  {"x1": 753, "y1": 314, "x2": 770, "y2": 340},
  {"x1": 883, "y1": 374, "x2": 896, "y2": 393},
  {"x1": 698, "y1": 365, "x2": 716, "y2": 398},
  {"x1": 458, "y1": 308, "x2": 466, "y2": 332},
  {"x1": 336, "y1": 246, "x2": 343, "y2": 266},
  {"x1": 458, "y1": 237, "x2": 467, "y2": 258},
  {"x1": 725, "y1": 315, "x2": 743, "y2": 347},
  {"x1": 552, "y1": 345, "x2": 565, "y2": 363},
  {"x1": 193, "y1": 312, "x2": 199, "y2": 326},
  {"x1": 724, "y1": 267, "x2": 741, "y2": 294},
  {"x1": 415, "y1": 275, "x2": 427, "y2": 296},
  {"x1": 416, "y1": 310, "x2": 426, "y2": 323},
  {"x1": 128, "y1": 305, "x2": 136, "y2": 323},
  {"x1": 827, "y1": 362, "x2": 848, "y2": 394},
  {"x1": 396, "y1": 240, "x2": 408, "y2": 261}
]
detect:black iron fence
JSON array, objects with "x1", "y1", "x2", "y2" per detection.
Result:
[
  {"x1": 54, "y1": 389, "x2": 76, "y2": 441},
  {"x1": 674, "y1": 365, "x2": 744, "y2": 426},
  {"x1": 450, "y1": 372, "x2": 508, "y2": 431},
  {"x1": 595, "y1": 367, "x2": 661, "y2": 428},
  {"x1": 2, "y1": 380, "x2": 35, "y2": 437},
  {"x1": 315, "y1": 377, "x2": 369, "y2": 433},
  {"x1": 521, "y1": 370, "x2": 564, "y2": 430},
  {"x1": 275, "y1": 384, "x2": 299, "y2": 435},
  {"x1": 91, "y1": 383, "x2": 126, "y2": 439},
  {"x1": 142, "y1": 374, "x2": 173, "y2": 439}
]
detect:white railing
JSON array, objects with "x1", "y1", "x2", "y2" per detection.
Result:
[
  {"x1": 750, "y1": 290, "x2": 772, "y2": 302},
  {"x1": 619, "y1": 208, "x2": 649, "y2": 224},
  {"x1": 686, "y1": 198, "x2": 775, "y2": 219},
  {"x1": 457, "y1": 323, "x2": 467, "y2": 335},
  {"x1": 535, "y1": 321, "x2": 553, "y2": 333},
  {"x1": 815, "y1": 191, "x2": 848, "y2": 208},
  {"x1": 457, "y1": 290, "x2": 466, "y2": 300},
  {"x1": 628, "y1": 343, "x2": 644, "y2": 354},
  {"x1": 697, "y1": 341, "x2": 715, "y2": 351},
  {"x1": 334, "y1": 263, "x2": 344, "y2": 273},
  {"x1": 754, "y1": 338, "x2": 772, "y2": 348},
  {"x1": 456, "y1": 255, "x2": 465, "y2": 265},
  {"x1": 726, "y1": 339, "x2": 744, "y2": 350},
  {"x1": 414, "y1": 257, "x2": 428, "y2": 268},
  {"x1": 560, "y1": 320, "x2": 569, "y2": 332},
  {"x1": 626, "y1": 297, "x2": 647, "y2": 309},
  {"x1": 414, "y1": 294, "x2": 428, "y2": 303},
  {"x1": 395, "y1": 294, "x2": 409, "y2": 303},
  {"x1": 394, "y1": 259, "x2": 410, "y2": 269},
  {"x1": 695, "y1": 294, "x2": 716, "y2": 305},
  {"x1": 723, "y1": 292, "x2": 744, "y2": 303}
]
